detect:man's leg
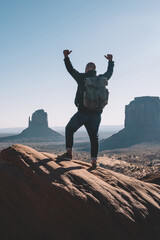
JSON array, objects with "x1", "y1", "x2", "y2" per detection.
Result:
[
  {"x1": 84, "y1": 114, "x2": 101, "y2": 166},
  {"x1": 65, "y1": 111, "x2": 86, "y2": 154}
]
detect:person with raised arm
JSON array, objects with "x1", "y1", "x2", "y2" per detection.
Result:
[{"x1": 58, "y1": 50, "x2": 114, "y2": 168}]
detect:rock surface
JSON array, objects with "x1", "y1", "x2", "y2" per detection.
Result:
[
  {"x1": 100, "y1": 96, "x2": 160, "y2": 150},
  {"x1": 0, "y1": 109, "x2": 64, "y2": 142},
  {"x1": 0, "y1": 144, "x2": 160, "y2": 240},
  {"x1": 140, "y1": 173, "x2": 160, "y2": 186}
]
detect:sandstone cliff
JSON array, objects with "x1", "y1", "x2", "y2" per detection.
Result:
[
  {"x1": 100, "y1": 96, "x2": 160, "y2": 150},
  {"x1": 125, "y1": 96, "x2": 160, "y2": 128},
  {"x1": 0, "y1": 144, "x2": 160, "y2": 240},
  {"x1": 0, "y1": 109, "x2": 64, "y2": 142}
]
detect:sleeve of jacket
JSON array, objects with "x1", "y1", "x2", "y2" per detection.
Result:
[
  {"x1": 99, "y1": 61, "x2": 114, "y2": 80},
  {"x1": 64, "y1": 57, "x2": 84, "y2": 84}
]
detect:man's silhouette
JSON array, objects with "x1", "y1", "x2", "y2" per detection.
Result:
[{"x1": 58, "y1": 50, "x2": 114, "y2": 168}]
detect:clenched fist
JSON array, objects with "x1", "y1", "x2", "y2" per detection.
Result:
[
  {"x1": 63, "y1": 49, "x2": 72, "y2": 57},
  {"x1": 104, "y1": 54, "x2": 113, "y2": 61}
]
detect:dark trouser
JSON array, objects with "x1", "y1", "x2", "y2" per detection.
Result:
[{"x1": 65, "y1": 111, "x2": 101, "y2": 158}]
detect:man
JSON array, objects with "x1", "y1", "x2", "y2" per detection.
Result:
[{"x1": 58, "y1": 49, "x2": 114, "y2": 168}]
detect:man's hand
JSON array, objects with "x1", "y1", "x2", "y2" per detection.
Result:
[
  {"x1": 104, "y1": 54, "x2": 113, "y2": 61},
  {"x1": 63, "y1": 49, "x2": 72, "y2": 58}
]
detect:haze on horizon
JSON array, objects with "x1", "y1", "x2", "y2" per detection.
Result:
[{"x1": 0, "y1": 0, "x2": 160, "y2": 128}]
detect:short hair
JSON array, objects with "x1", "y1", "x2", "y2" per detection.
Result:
[{"x1": 86, "y1": 62, "x2": 96, "y2": 70}]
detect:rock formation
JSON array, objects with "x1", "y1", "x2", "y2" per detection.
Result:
[
  {"x1": 125, "y1": 96, "x2": 160, "y2": 128},
  {"x1": 0, "y1": 144, "x2": 160, "y2": 240},
  {"x1": 29, "y1": 109, "x2": 48, "y2": 128},
  {"x1": 100, "y1": 96, "x2": 160, "y2": 150},
  {"x1": 0, "y1": 109, "x2": 64, "y2": 142}
]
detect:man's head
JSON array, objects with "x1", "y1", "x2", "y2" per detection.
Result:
[{"x1": 85, "y1": 62, "x2": 96, "y2": 73}]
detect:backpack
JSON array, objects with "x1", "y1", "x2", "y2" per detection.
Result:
[{"x1": 83, "y1": 76, "x2": 109, "y2": 111}]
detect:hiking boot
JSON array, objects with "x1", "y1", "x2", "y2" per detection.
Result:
[{"x1": 57, "y1": 152, "x2": 72, "y2": 160}]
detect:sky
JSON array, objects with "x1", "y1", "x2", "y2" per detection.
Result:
[{"x1": 0, "y1": 0, "x2": 160, "y2": 128}]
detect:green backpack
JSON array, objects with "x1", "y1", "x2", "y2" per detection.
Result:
[{"x1": 83, "y1": 76, "x2": 109, "y2": 111}]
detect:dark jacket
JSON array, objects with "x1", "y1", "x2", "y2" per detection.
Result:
[{"x1": 64, "y1": 57, "x2": 114, "y2": 114}]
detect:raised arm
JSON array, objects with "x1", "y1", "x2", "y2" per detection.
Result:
[
  {"x1": 63, "y1": 50, "x2": 84, "y2": 83},
  {"x1": 99, "y1": 54, "x2": 114, "y2": 80}
]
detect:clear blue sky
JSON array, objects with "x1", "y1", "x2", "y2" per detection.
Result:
[{"x1": 0, "y1": 0, "x2": 160, "y2": 128}]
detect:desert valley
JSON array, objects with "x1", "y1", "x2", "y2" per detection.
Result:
[{"x1": 0, "y1": 97, "x2": 160, "y2": 239}]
